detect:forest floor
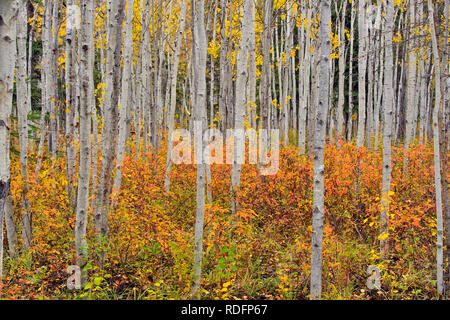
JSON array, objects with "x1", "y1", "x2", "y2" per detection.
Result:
[{"x1": 0, "y1": 140, "x2": 446, "y2": 300}]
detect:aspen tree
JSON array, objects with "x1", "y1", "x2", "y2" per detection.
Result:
[
  {"x1": 428, "y1": 0, "x2": 444, "y2": 296},
  {"x1": 347, "y1": 0, "x2": 356, "y2": 141},
  {"x1": 164, "y1": 0, "x2": 188, "y2": 192},
  {"x1": 380, "y1": 0, "x2": 394, "y2": 257},
  {"x1": 299, "y1": 2, "x2": 311, "y2": 154},
  {"x1": 16, "y1": 0, "x2": 31, "y2": 249},
  {"x1": 65, "y1": 0, "x2": 77, "y2": 211},
  {"x1": 191, "y1": 0, "x2": 208, "y2": 299},
  {"x1": 356, "y1": 0, "x2": 368, "y2": 148},
  {"x1": 0, "y1": 0, "x2": 17, "y2": 279},
  {"x1": 35, "y1": 0, "x2": 52, "y2": 174},
  {"x1": 281, "y1": 1, "x2": 294, "y2": 144},
  {"x1": 231, "y1": 0, "x2": 252, "y2": 213},
  {"x1": 260, "y1": 0, "x2": 274, "y2": 133},
  {"x1": 404, "y1": 1, "x2": 418, "y2": 166},
  {"x1": 113, "y1": 0, "x2": 136, "y2": 198},
  {"x1": 248, "y1": 0, "x2": 257, "y2": 130},
  {"x1": 74, "y1": 0, "x2": 94, "y2": 281},
  {"x1": 310, "y1": 0, "x2": 331, "y2": 300},
  {"x1": 94, "y1": 0, "x2": 125, "y2": 239},
  {"x1": 336, "y1": 0, "x2": 347, "y2": 140}
]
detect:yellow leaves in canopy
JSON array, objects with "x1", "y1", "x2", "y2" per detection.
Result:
[
  {"x1": 393, "y1": 32, "x2": 403, "y2": 43},
  {"x1": 345, "y1": 28, "x2": 350, "y2": 41},
  {"x1": 208, "y1": 40, "x2": 220, "y2": 59},
  {"x1": 255, "y1": 54, "x2": 263, "y2": 66},
  {"x1": 274, "y1": 0, "x2": 288, "y2": 10},
  {"x1": 290, "y1": 49, "x2": 296, "y2": 58},
  {"x1": 272, "y1": 99, "x2": 278, "y2": 107}
]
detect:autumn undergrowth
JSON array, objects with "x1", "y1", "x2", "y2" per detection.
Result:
[{"x1": 0, "y1": 140, "x2": 445, "y2": 300}]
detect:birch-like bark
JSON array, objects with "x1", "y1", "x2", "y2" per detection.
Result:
[
  {"x1": 218, "y1": 0, "x2": 229, "y2": 132},
  {"x1": 347, "y1": 0, "x2": 355, "y2": 141},
  {"x1": 260, "y1": 0, "x2": 273, "y2": 134},
  {"x1": 191, "y1": 0, "x2": 207, "y2": 299},
  {"x1": 164, "y1": 0, "x2": 188, "y2": 191},
  {"x1": 356, "y1": 0, "x2": 367, "y2": 148},
  {"x1": 374, "y1": 17, "x2": 383, "y2": 149},
  {"x1": 94, "y1": 0, "x2": 125, "y2": 239},
  {"x1": 230, "y1": 0, "x2": 251, "y2": 213},
  {"x1": 112, "y1": 0, "x2": 136, "y2": 200},
  {"x1": 404, "y1": 2, "x2": 417, "y2": 166},
  {"x1": 418, "y1": 2, "x2": 428, "y2": 144},
  {"x1": 299, "y1": 4, "x2": 311, "y2": 154},
  {"x1": 336, "y1": 0, "x2": 347, "y2": 141},
  {"x1": 310, "y1": 0, "x2": 331, "y2": 300},
  {"x1": 248, "y1": 0, "x2": 256, "y2": 130},
  {"x1": 209, "y1": 0, "x2": 218, "y2": 128},
  {"x1": 65, "y1": 0, "x2": 77, "y2": 211},
  {"x1": 74, "y1": 0, "x2": 94, "y2": 282},
  {"x1": 0, "y1": 0, "x2": 17, "y2": 279},
  {"x1": 428, "y1": 0, "x2": 444, "y2": 296},
  {"x1": 442, "y1": 0, "x2": 450, "y2": 294},
  {"x1": 17, "y1": 0, "x2": 32, "y2": 249},
  {"x1": 35, "y1": 0, "x2": 52, "y2": 174},
  {"x1": 380, "y1": 0, "x2": 394, "y2": 257},
  {"x1": 281, "y1": 2, "x2": 294, "y2": 144},
  {"x1": 49, "y1": 0, "x2": 58, "y2": 159}
]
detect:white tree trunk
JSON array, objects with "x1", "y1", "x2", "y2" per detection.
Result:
[
  {"x1": 164, "y1": 0, "x2": 188, "y2": 191},
  {"x1": 0, "y1": 0, "x2": 17, "y2": 279},
  {"x1": 94, "y1": 0, "x2": 124, "y2": 239},
  {"x1": 75, "y1": 0, "x2": 94, "y2": 282},
  {"x1": 380, "y1": 0, "x2": 394, "y2": 257},
  {"x1": 356, "y1": 0, "x2": 367, "y2": 148},
  {"x1": 65, "y1": 0, "x2": 77, "y2": 211},
  {"x1": 336, "y1": 0, "x2": 347, "y2": 141},
  {"x1": 16, "y1": 0, "x2": 32, "y2": 249},
  {"x1": 299, "y1": 4, "x2": 311, "y2": 154},
  {"x1": 404, "y1": 2, "x2": 417, "y2": 165},
  {"x1": 112, "y1": 0, "x2": 136, "y2": 199},
  {"x1": 310, "y1": 0, "x2": 331, "y2": 300},
  {"x1": 230, "y1": 0, "x2": 252, "y2": 213},
  {"x1": 191, "y1": 0, "x2": 208, "y2": 299},
  {"x1": 428, "y1": 0, "x2": 444, "y2": 296}
]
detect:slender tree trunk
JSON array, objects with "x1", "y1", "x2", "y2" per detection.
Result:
[
  {"x1": 191, "y1": 0, "x2": 208, "y2": 299},
  {"x1": 17, "y1": 0, "x2": 32, "y2": 249},
  {"x1": 164, "y1": 0, "x2": 188, "y2": 191},
  {"x1": 336, "y1": 0, "x2": 347, "y2": 141},
  {"x1": 230, "y1": 0, "x2": 251, "y2": 213},
  {"x1": 380, "y1": 0, "x2": 394, "y2": 257},
  {"x1": 404, "y1": 2, "x2": 417, "y2": 167},
  {"x1": 428, "y1": 0, "x2": 444, "y2": 296},
  {"x1": 299, "y1": 3, "x2": 311, "y2": 154},
  {"x1": 356, "y1": 0, "x2": 368, "y2": 148},
  {"x1": 65, "y1": 0, "x2": 77, "y2": 211},
  {"x1": 112, "y1": 0, "x2": 136, "y2": 200},
  {"x1": 74, "y1": 0, "x2": 94, "y2": 283},
  {"x1": 310, "y1": 0, "x2": 331, "y2": 300},
  {"x1": 0, "y1": 0, "x2": 17, "y2": 279},
  {"x1": 260, "y1": 0, "x2": 273, "y2": 134},
  {"x1": 94, "y1": 0, "x2": 125, "y2": 240},
  {"x1": 347, "y1": 0, "x2": 356, "y2": 141}
]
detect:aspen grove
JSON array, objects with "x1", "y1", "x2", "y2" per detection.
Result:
[{"x1": 0, "y1": 0, "x2": 449, "y2": 300}]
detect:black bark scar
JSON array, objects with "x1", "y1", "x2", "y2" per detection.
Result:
[
  {"x1": 0, "y1": 179, "x2": 11, "y2": 201},
  {"x1": 0, "y1": 119, "x2": 10, "y2": 130}
]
